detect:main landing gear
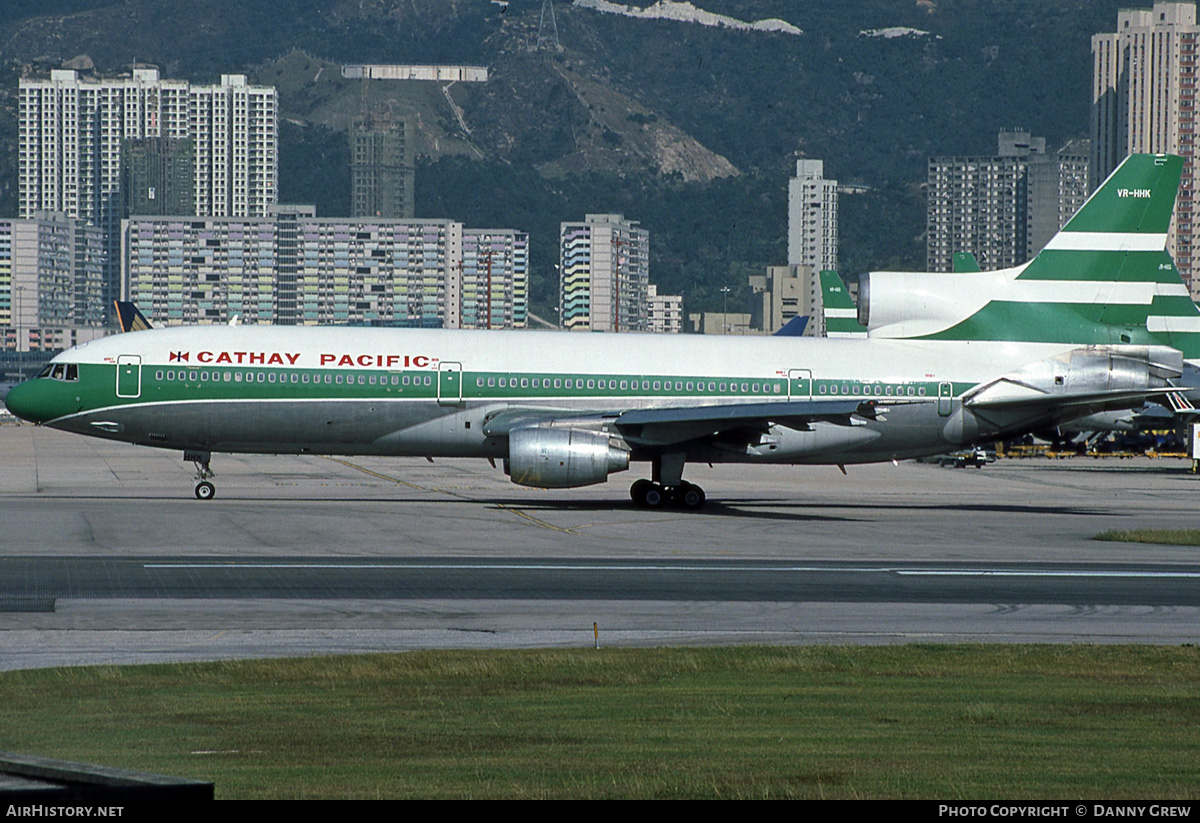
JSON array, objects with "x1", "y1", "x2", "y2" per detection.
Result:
[
  {"x1": 186, "y1": 450, "x2": 216, "y2": 500},
  {"x1": 629, "y1": 452, "x2": 706, "y2": 509},
  {"x1": 629, "y1": 478, "x2": 706, "y2": 509}
]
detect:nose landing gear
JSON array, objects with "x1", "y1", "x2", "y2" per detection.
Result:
[{"x1": 186, "y1": 450, "x2": 216, "y2": 500}]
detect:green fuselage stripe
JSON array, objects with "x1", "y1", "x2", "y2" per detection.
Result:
[{"x1": 30, "y1": 362, "x2": 967, "y2": 421}]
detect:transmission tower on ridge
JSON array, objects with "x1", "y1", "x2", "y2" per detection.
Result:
[{"x1": 537, "y1": 0, "x2": 561, "y2": 51}]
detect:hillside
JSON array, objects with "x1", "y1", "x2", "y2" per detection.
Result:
[{"x1": 0, "y1": 0, "x2": 1131, "y2": 317}]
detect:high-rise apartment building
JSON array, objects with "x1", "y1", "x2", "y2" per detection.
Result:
[
  {"x1": 0, "y1": 212, "x2": 107, "y2": 352},
  {"x1": 1092, "y1": 2, "x2": 1200, "y2": 293},
  {"x1": 560, "y1": 214, "x2": 650, "y2": 332},
  {"x1": 927, "y1": 131, "x2": 1090, "y2": 272},
  {"x1": 122, "y1": 137, "x2": 196, "y2": 217},
  {"x1": 19, "y1": 68, "x2": 277, "y2": 313},
  {"x1": 646, "y1": 284, "x2": 683, "y2": 334},
  {"x1": 1026, "y1": 139, "x2": 1091, "y2": 257},
  {"x1": 122, "y1": 211, "x2": 527, "y2": 329},
  {"x1": 461, "y1": 229, "x2": 528, "y2": 330},
  {"x1": 350, "y1": 119, "x2": 415, "y2": 219},
  {"x1": 787, "y1": 159, "x2": 838, "y2": 271}
]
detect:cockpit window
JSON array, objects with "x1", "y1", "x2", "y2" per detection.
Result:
[{"x1": 40, "y1": 363, "x2": 79, "y2": 382}]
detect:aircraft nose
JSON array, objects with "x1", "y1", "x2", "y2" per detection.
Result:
[{"x1": 3, "y1": 379, "x2": 48, "y2": 423}]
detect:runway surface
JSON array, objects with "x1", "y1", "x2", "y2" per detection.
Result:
[{"x1": 1, "y1": 424, "x2": 1199, "y2": 669}]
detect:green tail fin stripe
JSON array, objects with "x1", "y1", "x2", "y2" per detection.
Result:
[
  {"x1": 1055, "y1": 153, "x2": 1180, "y2": 236},
  {"x1": 1015, "y1": 250, "x2": 1181, "y2": 283},
  {"x1": 952, "y1": 252, "x2": 981, "y2": 273},
  {"x1": 1016, "y1": 154, "x2": 1181, "y2": 286},
  {"x1": 818, "y1": 270, "x2": 867, "y2": 338}
]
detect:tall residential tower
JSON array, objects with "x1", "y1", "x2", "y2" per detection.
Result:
[
  {"x1": 927, "y1": 131, "x2": 1089, "y2": 272},
  {"x1": 560, "y1": 214, "x2": 649, "y2": 332},
  {"x1": 787, "y1": 159, "x2": 838, "y2": 272},
  {"x1": 122, "y1": 211, "x2": 527, "y2": 330},
  {"x1": 350, "y1": 118, "x2": 415, "y2": 219},
  {"x1": 19, "y1": 68, "x2": 277, "y2": 312},
  {"x1": 1092, "y1": 2, "x2": 1200, "y2": 292}
]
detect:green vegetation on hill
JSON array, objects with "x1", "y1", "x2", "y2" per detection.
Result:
[{"x1": 278, "y1": 121, "x2": 350, "y2": 218}]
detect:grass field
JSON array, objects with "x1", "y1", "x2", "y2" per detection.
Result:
[
  {"x1": 1094, "y1": 528, "x2": 1200, "y2": 546},
  {"x1": 1, "y1": 645, "x2": 1197, "y2": 799}
]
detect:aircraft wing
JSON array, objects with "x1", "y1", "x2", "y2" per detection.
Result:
[
  {"x1": 966, "y1": 387, "x2": 1184, "y2": 412},
  {"x1": 482, "y1": 398, "x2": 906, "y2": 448}
]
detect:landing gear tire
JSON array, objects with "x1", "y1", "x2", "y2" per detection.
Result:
[
  {"x1": 630, "y1": 479, "x2": 654, "y2": 505},
  {"x1": 642, "y1": 484, "x2": 667, "y2": 508},
  {"x1": 188, "y1": 450, "x2": 215, "y2": 500},
  {"x1": 632, "y1": 480, "x2": 705, "y2": 509},
  {"x1": 677, "y1": 482, "x2": 706, "y2": 510}
]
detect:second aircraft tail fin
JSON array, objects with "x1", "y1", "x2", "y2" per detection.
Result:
[
  {"x1": 114, "y1": 301, "x2": 153, "y2": 333},
  {"x1": 819, "y1": 270, "x2": 867, "y2": 338}
]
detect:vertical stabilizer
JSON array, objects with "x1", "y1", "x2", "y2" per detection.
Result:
[
  {"x1": 819, "y1": 270, "x2": 867, "y2": 338},
  {"x1": 1018, "y1": 153, "x2": 1200, "y2": 357},
  {"x1": 952, "y1": 252, "x2": 981, "y2": 272},
  {"x1": 878, "y1": 154, "x2": 1200, "y2": 351},
  {"x1": 114, "y1": 301, "x2": 153, "y2": 332}
]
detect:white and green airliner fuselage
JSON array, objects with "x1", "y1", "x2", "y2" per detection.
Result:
[
  {"x1": 6, "y1": 153, "x2": 1195, "y2": 506},
  {"x1": 7, "y1": 326, "x2": 1056, "y2": 459},
  {"x1": 5, "y1": 322, "x2": 1182, "y2": 504}
]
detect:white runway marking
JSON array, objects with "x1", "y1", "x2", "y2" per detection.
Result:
[{"x1": 143, "y1": 562, "x2": 1200, "y2": 579}]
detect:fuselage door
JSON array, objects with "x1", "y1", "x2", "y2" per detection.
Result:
[
  {"x1": 787, "y1": 369, "x2": 812, "y2": 400},
  {"x1": 937, "y1": 381, "x2": 953, "y2": 417},
  {"x1": 438, "y1": 361, "x2": 463, "y2": 407},
  {"x1": 116, "y1": 355, "x2": 142, "y2": 399}
]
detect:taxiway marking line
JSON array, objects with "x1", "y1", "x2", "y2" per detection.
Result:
[{"x1": 139, "y1": 563, "x2": 1200, "y2": 579}]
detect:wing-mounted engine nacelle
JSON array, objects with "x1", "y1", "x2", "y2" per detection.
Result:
[
  {"x1": 504, "y1": 426, "x2": 630, "y2": 488},
  {"x1": 964, "y1": 345, "x2": 1183, "y2": 414},
  {"x1": 858, "y1": 270, "x2": 1007, "y2": 335}
]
